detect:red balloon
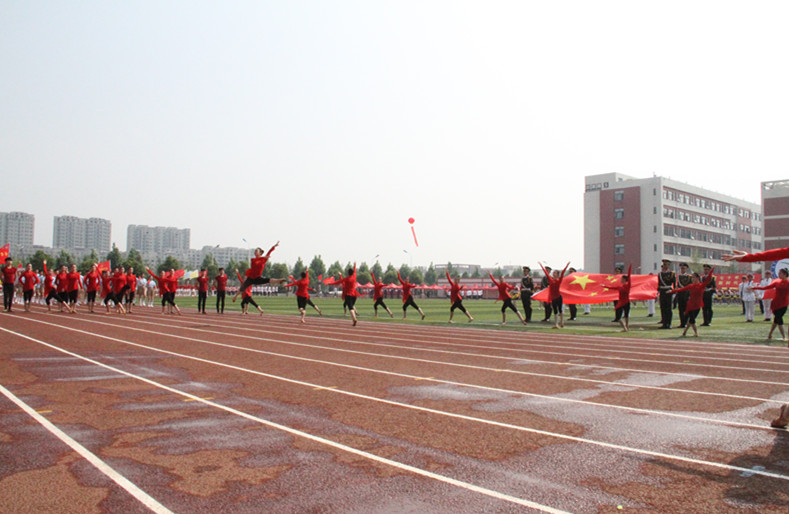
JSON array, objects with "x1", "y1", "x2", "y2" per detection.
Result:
[{"x1": 408, "y1": 217, "x2": 415, "y2": 224}]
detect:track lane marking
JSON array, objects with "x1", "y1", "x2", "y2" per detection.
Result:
[
  {"x1": 5, "y1": 324, "x2": 789, "y2": 483},
  {"x1": 0, "y1": 383, "x2": 172, "y2": 514},
  {"x1": 0, "y1": 326, "x2": 569, "y2": 513}
]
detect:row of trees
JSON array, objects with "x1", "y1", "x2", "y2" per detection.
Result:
[{"x1": 15, "y1": 247, "x2": 524, "y2": 287}]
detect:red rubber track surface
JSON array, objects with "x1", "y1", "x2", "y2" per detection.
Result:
[{"x1": 1, "y1": 307, "x2": 788, "y2": 513}]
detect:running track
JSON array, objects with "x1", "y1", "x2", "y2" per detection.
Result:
[{"x1": 1, "y1": 307, "x2": 788, "y2": 512}]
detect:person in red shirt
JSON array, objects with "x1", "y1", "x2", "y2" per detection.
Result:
[
  {"x1": 538, "y1": 262, "x2": 570, "y2": 328},
  {"x1": 606, "y1": 265, "x2": 632, "y2": 332},
  {"x1": 42, "y1": 260, "x2": 58, "y2": 312},
  {"x1": 489, "y1": 272, "x2": 526, "y2": 325},
  {"x1": 233, "y1": 242, "x2": 287, "y2": 302},
  {"x1": 100, "y1": 270, "x2": 114, "y2": 313},
  {"x1": 753, "y1": 268, "x2": 789, "y2": 342},
  {"x1": 125, "y1": 267, "x2": 137, "y2": 314},
  {"x1": 669, "y1": 268, "x2": 714, "y2": 337},
  {"x1": 235, "y1": 269, "x2": 263, "y2": 315},
  {"x1": 84, "y1": 264, "x2": 101, "y2": 313},
  {"x1": 723, "y1": 246, "x2": 789, "y2": 429},
  {"x1": 446, "y1": 271, "x2": 473, "y2": 323},
  {"x1": 54, "y1": 265, "x2": 69, "y2": 313},
  {"x1": 145, "y1": 268, "x2": 182, "y2": 315},
  {"x1": 397, "y1": 271, "x2": 425, "y2": 320},
  {"x1": 370, "y1": 270, "x2": 393, "y2": 318},
  {"x1": 19, "y1": 263, "x2": 39, "y2": 312},
  {"x1": 2, "y1": 257, "x2": 18, "y2": 312},
  {"x1": 166, "y1": 269, "x2": 181, "y2": 315},
  {"x1": 327, "y1": 264, "x2": 360, "y2": 325},
  {"x1": 214, "y1": 268, "x2": 228, "y2": 314},
  {"x1": 283, "y1": 270, "x2": 322, "y2": 323},
  {"x1": 65, "y1": 264, "x2": 83, "y2": 314},
  {"x1": 196, "y1": 269, "x2": 209, "y2": 314}
]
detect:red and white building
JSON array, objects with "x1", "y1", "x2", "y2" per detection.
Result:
[{"x1": 584, "y1": 173, "x2": 762, "y2": 274}]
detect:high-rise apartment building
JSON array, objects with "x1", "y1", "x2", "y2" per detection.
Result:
[
  {"x1": 584, "y1": 173, "x2": 762, "y2": 274},
  {"x1": 127, "y1": 225, "x2": 190, "y2": 254},
  {"x1": 53, "y1": 216, "x2": 111, "y2": 252},
  {"x1": 0, "y1": 212, "x2": 35, "y2": 247}
]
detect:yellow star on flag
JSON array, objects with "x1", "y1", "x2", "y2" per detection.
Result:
[{"x1": 570, "y1": 274, "x2": 596, "y2": 290}]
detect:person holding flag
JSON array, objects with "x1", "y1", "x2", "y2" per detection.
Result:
[
  {"x1": 2, "y1": 257, "x2": 18, "y2": 312},
  {"x1": 327, "y1": 264, "x2": 360, "y2": 325},
  {"x1": 723, "y1": 246, "x2": 789, "y2": 429},
  {"x1": 668, "y1": 268, "x2": 714, "y2": 337},
  {"x1": 370, "y1": 270, "x2": 393, "y2": 318},
  {"x1": 538, "y1": 262, "x2": 570, "y2": 329},
  {"x1": 489, "y1": 272, "x2": 526, "y2": 325},
  {"x1": 283, "y1": 270, "x2": 322, "y2": 323},
  {"x1": 606, "y1": 264, "x2": 632, "y2": 332},
  {"x1": 398, "y1": 271, "x2": 425, "y2": 320},
  {"x1": 233, "y1": 241, "x2": 287, "y2": 303},
  {"x1": 19, "y1": 263, "x2": 39, "y2": 312},
  {"x1": 446, "y1": 271, "x2": 473, "y2": 323}
]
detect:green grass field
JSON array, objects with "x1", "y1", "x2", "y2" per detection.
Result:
[{"x1": 171, "y1": 295, "x2": 787, "y2": 347}]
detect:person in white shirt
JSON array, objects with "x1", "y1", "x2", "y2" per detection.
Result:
[
  {"x1": 740, "y1": 274, "x2": 757, "y2": 322},
  {"x1": 760, "y1": 270, "x2": 773, "y2": 321}
]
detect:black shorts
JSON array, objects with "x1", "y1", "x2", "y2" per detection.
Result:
[
  {"x1": 373, "y1": 298, "x2": 388, "y2": 310},
  {"x1": 615, "y1": 303, "x2": 631, "y2": 319},
  {"x1": 87, "y1": 291, "x2": 97, "y2": 302},
  {"x1": 551, "y1": 297, "x2": 563, "y2": 315},
  {"x1": 403, "y1": 296, "x2": 419, "y2": 310},
  {"x1": 687, "y1": 309, "x2": 701, "y2": 325},
  {"x1": 126, "y1": 291, "x2": 135, "y2": 303},
  {"x1": 23, "y1": 290, "x2": 34, "y2": 302},
  {"x1": 68, "y1": 290, "x2": 79, "y2": 303},
  {"x1": 344, "y1": 296, "x2": 357, "y2": 310},
  {"x1": 297, "y1": 296, "x2": 308, "y2": 309},
  {"x1": 451, "y1": 300, "x2": 466, "y2": 313},
  {"x1": 773, "y1": 306, "x2": 787, "y2": 326}
]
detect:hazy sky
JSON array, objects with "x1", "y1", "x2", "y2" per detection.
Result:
[{"x1": 2, "y1": 1, "x2": 787, "y2": 269}]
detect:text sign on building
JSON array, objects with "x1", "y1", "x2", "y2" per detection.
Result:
[{"x1": 585, "y1": 182, "x2": 609, "y2": 192}]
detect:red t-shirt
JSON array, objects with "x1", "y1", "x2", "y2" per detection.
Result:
[
  {"x1": 397, "y1": 273, "x2": 416, "y2": 302},
  {"x1": 66, "y1": 272, "x2": 82, "y2": 292},
  {"x1": 20, "y1": 271, "x2": 38, "y2": 291},
  {"x1": 111, "y1": 272, "x2": 127, "y2": 293},
  {"x1": 85, "y1": 271, "x2": 101, "y2": 292},
  {"x1": 215, "y1": 275, "x2": 227, "y2": 292},
  {"x1": 285, "y1": 275, "x2": 311, "y2": 298},
  {"x1": 127, "y1": 273, "x2": 137, "y2": 292},
  {"x1": 489, "y1": 274, "x2": 514, "y2": 301},
  {"x1": 2, "y1": 266, "x2": 17, "y2": 284},
  {"x1": 55, "y1": 272, "x2": 68, "y2": 293},
  {"x1": 447, "y1": 273, "x2": 463, "y2": 303},
  {"x1": 197, "y1": 276, "x2": 208, "y2": 293},
  {"x1": 755, "y1": 279, "x2": 789, "y2": 311}
]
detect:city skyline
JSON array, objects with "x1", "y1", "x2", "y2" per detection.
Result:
[{"x1": 2, "y1": 3, "x2": 787, "y2": 268}]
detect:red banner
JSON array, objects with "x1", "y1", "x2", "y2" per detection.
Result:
[
  {"x1": 0, "y1": 244, "x2": 9, "y2": 261},
  {"x1": 97, "y1": 260, "x2": 111, "y2": 272},
  {"x1": 532, "y1": 272, "x2": 658, "y2": 305}
]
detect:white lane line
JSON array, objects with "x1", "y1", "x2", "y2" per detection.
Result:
[
  {"x1": 0, "y1": 383, "x2": 172, "y2": 514},
  {"x1": 5, "y1": 324, "x2": 789, "y2": 483},
  {"x1": 26, "y1": 315, "x2": 785, "y2": 427},
  {"x1": 34, "y1": 315, "x2": 789, "y2": 402},
  {"x1": 0, "y1": 327, "x2": 568, "y2": 513},
  {"x1": 135, "y1": 314, "x2": 789, "y2": 380}
]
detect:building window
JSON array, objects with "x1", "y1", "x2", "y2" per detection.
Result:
[
  {"x1": 614, "y1": 208, "x2": 624, "y2": 219},
  {"x1": 614, "y1": 191, "x2": 624, "y2": 201},
  {"x1": 614, "y1": 244, "x2": 625, "y2": 255},
  {"x1": 614, "y1": 226, "x2": 624, "y2": 237}
]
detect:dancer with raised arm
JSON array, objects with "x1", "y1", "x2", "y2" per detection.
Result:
[
  {"x1": 146, "y1": 267, "x2": 181, "y2": 315},
  {"x1": 398, "y1": 271, "x2": 425, "y2": 320},
  {"x1": 19, "y1": 264, "x2": 39, "y2": 312},
  {"x1": 327, "y1": 264, "x2": 360, "y2": 325},
  {"x1": 283, "y1": 270, "x2": 322, "y2": 323},
  {"x1": 370, "y1": 270, "x2": 393, "y2": 318},
  {"x1": 235, "y1": 269, "x2": 263, "y2": 315},
  {"x1": 233, "y1": 242, "x2": 287, "y2": 302},
  {"x1": 752, "y1": 268, "x2": 789, "y2": 342},
  {"x1": 65, "y1": 264, "x2": 83, "y2": 314},
  {"x1": 447, "y1": 271, "x2": 473, "y2": 323},
  {"x1": 538, "y1": 262, "x2": 570, "y2": 328},
  {"x1": 489, "y1": 272, "x2": 526, "y2": 325},
  {"x1": 2, "y1": 257, "x2": 18, "y2": 312}
]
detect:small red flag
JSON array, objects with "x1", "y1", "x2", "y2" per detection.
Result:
[
  {"x1": 97, "y1": 260, "x2": 111, "y2": 272},
  {"x1": 174, "y1": 269, "x2": 185, "y2": 279},
  {"x1": 0, "y1": 244, "x2": 9, "y2": 261}
]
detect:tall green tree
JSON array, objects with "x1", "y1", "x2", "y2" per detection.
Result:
[
  {"x1": 424, "y1": 263, "x2": 437, "y2": 285},
  {"x1": 157, "y1": 255, "x2": 182, "y2": 274},
  {"x1": 327, "y1": 260, "x2": 343, "y2": 279},
  {"x1": 78, "y1": 249, "x2": 100, "y2": 274},
  {"x1": 382, "y1": 263, "x2": 398, "y2": 284},
  {"x1": 55, "y1": 250, "x2": 75, "y2": 269},
  {"x1": 371, "y1": 261, "x2": 383, "y2": 279},
  {"x1": 106, "y1": 244, "x2": 122, "y2": 269},
  {"x1": 292, "y1": 257, "x2": 306, "y2": 278},
  {"x1": 357, "y1": 271, "x2": 371, "y2": 285},
  {"x1": 200, "y1": 253, "x2": 219, "y2": 280},
  {"x1": 308, "y1": 255, "x2": 326, "y2": 277},
  {"x1": 398, "y1": 264, "x2": 412, "y2": 280},
  {"x1": 471, "y1": 266, "x2": 481, "y2": 278},
  {"x1": 409, "y1": 268, "x2": 424, "y2": 285},
  {"x1": 269, "y1": 262, "x2": 289, "y2": 279},
  {"x1": 28, "y1": 250, "x2": 52, "y2": 272},
  {"x1": 125, "y1": 248, "x2": 145, "y2": 276}
]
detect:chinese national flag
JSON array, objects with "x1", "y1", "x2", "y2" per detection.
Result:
[
  {"x1": 0, "y1": 244, "x2": 9, "y2": 261},
  {"x1": 532, "y1": 272, "x2": 658, "y2": 305},
  {"x1": 97, "y1": 260, "x2": 111, "y2": 272}
]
